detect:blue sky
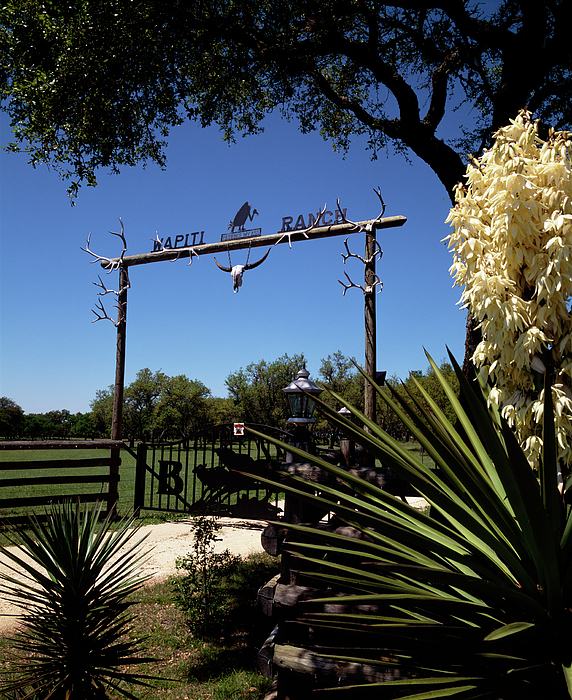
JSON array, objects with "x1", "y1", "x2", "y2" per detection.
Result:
[{"x1": 0, "y1": 110, "x2": 465, "y2": 415}]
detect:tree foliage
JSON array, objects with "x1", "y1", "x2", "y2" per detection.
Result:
[
  {"x1": 90, "y1": 369, "x2": 212, "y2": 440},
  {"x1": 318, "y1": 351, "x2": 363, "y2": 408},
  {"x1": 225, "y1": 353, "x2": 307, "y2": 428},
  {"x1": 205, "y1": 396, "x2": 236, "y2": 426},
  {"x1": 1, "y1": 1, "x2": 571, "y2": 200},
  {"x1": 122, "y1": 368, "x2": 211, "y2": 441},
  {"x1": 315, "y1": 351, "x2": 364, "y2": 435},
  {"x1": 0, "y1": 399, "x2": 100, "y2": 440},
  {"x1": 0, "y1": 397, "x2": 23, "y2": 438},
  {"x1": 123, "y1": 368, "x2": 167, "y2": 441},
  {"x1": 0, "y1": 355, "x2": 459, "y2": 441},
  {"x1": 154, "y1": 374, "x2": 211, "y2": 440},
  {"x1": 72, "y1": 411, "x2": 98, "y2": 439},
  {"x1": 446, "y1": 111, "x2": 572, "y2": 472},
  {"x1": 90, "y1": 387, "x2": 114, "y2": 437}
]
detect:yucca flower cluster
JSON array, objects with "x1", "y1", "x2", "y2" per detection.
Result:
[{"x1": 446, "y1": 111, "x2": 572, "y2": 472}]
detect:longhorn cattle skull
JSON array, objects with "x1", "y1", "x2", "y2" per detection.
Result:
[{"x1": 214, "y1": 246, "x2": 271, "y2": 292}]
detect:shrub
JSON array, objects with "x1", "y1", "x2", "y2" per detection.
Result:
[
  {"x1": 171, "y1": 515, "x2": 240, "y2": 637},
  {"x1": 0, "y1": 501, "x2": 156, "y2": 699},
  {"x1": 171, "y1": 516, "x2": 279, "y2": 641}
]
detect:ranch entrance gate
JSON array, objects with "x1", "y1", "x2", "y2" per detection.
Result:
[
  {"x1": 133, "y1": 422, "x2": 291, "y2": 518},
  {"x1": 88, "y1": 200, "x2": 406, "y2": 446}
]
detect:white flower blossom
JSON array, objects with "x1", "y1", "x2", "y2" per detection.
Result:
[{"x1": 445, "y1": 111, "x2": 572, "y2": 471}]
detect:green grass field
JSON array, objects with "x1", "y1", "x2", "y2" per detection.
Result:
[
  {"x1": 401, "y1": 440, "x2": 436, "y2": 469},
  {"x1": 0, "y1": 446, "x2": 141, "y2": 531}
]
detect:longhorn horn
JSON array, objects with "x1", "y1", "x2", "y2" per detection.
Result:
[
  {"x1": 214, "y1": 257, "x2": 233, "y2": 273},
  {"x1": 244, "y1": 247, "x2": 271, "y2": 270}
]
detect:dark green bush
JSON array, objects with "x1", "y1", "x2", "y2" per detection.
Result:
[{"x1": 171, "y1": 515, "x2": 278, "y2": 639}]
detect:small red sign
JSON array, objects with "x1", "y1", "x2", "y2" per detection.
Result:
[{"x1": 234, "y1": 423, "x2": 245, "y2": 436}]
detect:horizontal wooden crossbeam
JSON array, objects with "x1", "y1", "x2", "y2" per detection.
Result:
[{"x1": 100, "y1": 215, "x2": 407, "y2": 269}]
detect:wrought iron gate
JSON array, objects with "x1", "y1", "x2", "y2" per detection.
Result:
[{"x1": 133, "y1": 423, "x2": 291, "y2": 518}]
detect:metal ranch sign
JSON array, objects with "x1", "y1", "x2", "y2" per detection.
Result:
[
  {"x1": 151, "y1": 230, "x2": 204, "y2": 252},
  {"x1": 150, "y1": 201, "x2": 348, "y2": 251},
  {"x1": 222, "y1": 228, "x2": 262, "y2": 242},
  {"x1": 279, "y1": 207, "x2": 347, "y2": 234}
]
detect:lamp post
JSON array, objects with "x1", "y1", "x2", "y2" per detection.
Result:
[
  {"x1": 281, "y1": 368, "x2": 325, "y2": 529},
  {"x1": 282, "y1": 368, "x2": 323, "y2": 459}
]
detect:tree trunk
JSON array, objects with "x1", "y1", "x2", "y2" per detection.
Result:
[{"x1": 462, "y1": 312, "x2": 482, "y2": 380}]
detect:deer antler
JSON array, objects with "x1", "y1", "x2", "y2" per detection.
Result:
[
  {"x1": 338, "y1": 221, "x2": 384, "y2": 297},
  {"x1": 338, "y1": 271, "x2": 383, "y2": 296},
  {"x1": 81, "y1": 218, "x2": 128, "y2": 272},
  {"x1": 275, "y1": 203, "x2": 327, "y2": 248},
  {"x1": 91, "y1": 298, "x2": 126, "y2": 326},
  {"x1": 336, "y1": 187, "x2": 386, "y2": 233},
  {"x1": 109, "y1": 217, "x2": 127, "y2": 255},
  {"x1": 93, "y1": 274, "x2": 130, "y2": 298},
  {"x1": 150, "y1": 233, "x2": 180, "y2": 262},
  {"x1": 341, "y1": 235, "x2": 383, "y2": 265},
  {"x1": 82, "y1": 219, "x2": 130, "y2": 323},
  {"x1": 91, "y1": 270, "x2": 130, "y2": 324}
]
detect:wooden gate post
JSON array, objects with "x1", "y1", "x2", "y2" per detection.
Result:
[
  {"x1": 107, "y1": 444, "x2": 121, "y2": 518},
  {"x1": 111, "y1": 264, "x2": 128, "y2": 441},
  {"x1": 364, "y1": 231, "x2": 377, "y2": 427},
  {"x1": 134, "y1": 442, "x2": 147, "y2": 515}
]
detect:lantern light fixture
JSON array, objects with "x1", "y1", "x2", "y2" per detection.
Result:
[
  {"x1": 337, "y1": 406, "x2": 353, "y2": 422},
  {"x1": 283, "y1": 368, "x2": 323, "y2": 424}
]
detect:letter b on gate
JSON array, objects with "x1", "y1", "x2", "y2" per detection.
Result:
[{"x1": 157, "y1": 460, "x2": 184, "y2": 495}]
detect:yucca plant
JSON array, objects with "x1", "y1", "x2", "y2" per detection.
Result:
[
  {"x1": 248, "y1": 350, "x2": 572, "y2": 699},
  {"x1": 0, "y1": 501, "x2": 157, "y2": 699}
]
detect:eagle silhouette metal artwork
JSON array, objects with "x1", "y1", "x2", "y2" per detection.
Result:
[{"x1": 229, "y1": 202, "x2": 259, "y2": 232}]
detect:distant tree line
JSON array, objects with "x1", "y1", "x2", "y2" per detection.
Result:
[
  {"x1": 0, "y1": 399, "x2": 97, "y2": 440},
  {"x1": 0, "y1": 353, "x2": 459, "y2": 442}
]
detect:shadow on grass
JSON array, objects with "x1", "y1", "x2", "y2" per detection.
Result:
[{"x1": 186, "y1": 637, "x2": 256, "y2": 682}]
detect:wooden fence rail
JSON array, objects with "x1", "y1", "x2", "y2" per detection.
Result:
[{"x1": 0, "y1": 440, "x2": 122, "y2": 524}]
